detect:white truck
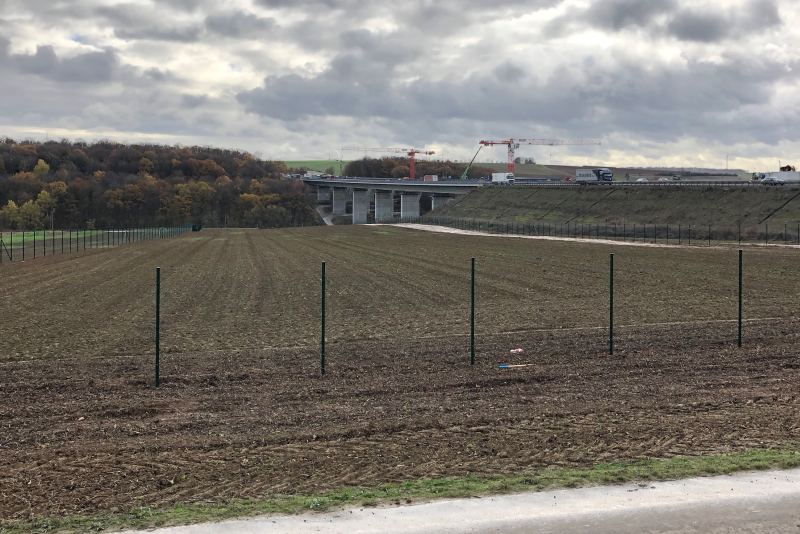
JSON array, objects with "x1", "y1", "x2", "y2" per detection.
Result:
[
  {"x1": 491, "y1": 173, "x2": 515, "y2": 184},
  {"x1": 576, "y1": 168, "x2": 613, "y2": 183}
]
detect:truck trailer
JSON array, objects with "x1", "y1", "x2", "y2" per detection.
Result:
[{"x1": 576, "y1": 168, "x2": 613, "y2": 183}]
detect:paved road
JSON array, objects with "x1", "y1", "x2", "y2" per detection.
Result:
[
  {"x1": 316, "y1": 206, "x2": 334, "y2": 226},
  {"x1": 151, "y1": 469, "x2": 800, "y2": 534}
]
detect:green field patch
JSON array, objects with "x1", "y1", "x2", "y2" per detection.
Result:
[{"x1": 284, "y1": 160, "x2": 351, "y2": 174}]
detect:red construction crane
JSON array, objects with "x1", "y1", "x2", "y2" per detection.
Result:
[
  {"x1": 342, "y1": 147, "x2": 435, "y2": 180},
  {"x1": 479, "y1": 139, "x2": 601, "y2": 175}
]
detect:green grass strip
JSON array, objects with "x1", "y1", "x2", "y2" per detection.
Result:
[{"x1": 3, "y1": 446, "x2": 800, "y2": 534}]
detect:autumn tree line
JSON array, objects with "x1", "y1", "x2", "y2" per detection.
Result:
[
  {"x1": 0, "y1": 139, "x2": 319, "y2": 231},
  {"x1": 343, "y1": 157, "x2": 494, "y2": 179}
]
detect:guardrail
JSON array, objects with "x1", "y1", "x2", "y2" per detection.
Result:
[{"x1": 511, "y1": 180, "x2": 764, "y2": 187}]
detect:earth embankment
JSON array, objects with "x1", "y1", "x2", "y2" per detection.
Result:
[{"x1": 432, "y1": 185, "x2": 800, "y2": 226}]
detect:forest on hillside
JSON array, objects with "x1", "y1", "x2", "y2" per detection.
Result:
[
  {"x1": 0, "y1": 138, "x2": 319, "y2": 230},
  {"x1": 343, "y1": 157, "x2": 494, "y2": 179}
]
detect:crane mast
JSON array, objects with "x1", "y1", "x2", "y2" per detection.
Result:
[{"x1": 479, "y1": 139, "x2": 601, "y2": 174}]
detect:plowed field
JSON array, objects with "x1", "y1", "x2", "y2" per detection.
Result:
[{"x1": 2, "y1": 227, "x2": 800, "y2": 521}]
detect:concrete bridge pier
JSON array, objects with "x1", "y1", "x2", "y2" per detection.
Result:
[
  {"x1": 352, "y1": 189, "x2": 371, "y2": 224},
  {"x1": 317, "y1": 186, "x2": 332, "y2": 202},
  {"x1": 374, "y1": 190, "x2": 394, "y2": 222},
  {"x1": 400, "y1": 193, "x2": 421, "y2": 219},
  {"x1": 332, "y1": 187, "x2": 348, "y2": 215},
  {"x1": 431, "y1": 194, "x2": 453, "y2": 211}
]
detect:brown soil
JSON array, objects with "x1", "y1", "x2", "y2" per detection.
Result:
[{"x1": 1, "y1": 227, "x2": 799, "y2": 521}]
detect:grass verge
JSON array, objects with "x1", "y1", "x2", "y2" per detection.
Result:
[{"x1": 2, "y1": 446, "x2": 800, "y2": 534}]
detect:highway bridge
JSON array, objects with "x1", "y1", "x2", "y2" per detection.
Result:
[
  {"x1": 300, "y1": 177, "x2": 760, "y2": 224},
  {"x1": 300, "y1": 177, "x2": 487, "y2": 223}
]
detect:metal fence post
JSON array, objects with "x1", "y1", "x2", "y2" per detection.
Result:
[
  {"x1": 609, "y1": 253, "x2": 614, "y2": 355},
  {"x1": 471, "y1": 257, "x2": 476, "y2": 366},
  {"x1": 155, "y1": 267, "x2": 161, "y2": 387},
  {"x1": 321, "y1": 261, "x2": 326, "y2": 376},
  {"x1": 738, "y1": 249, "x2": 743, "y2": 348}
]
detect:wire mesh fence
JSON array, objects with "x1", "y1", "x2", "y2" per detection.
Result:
[
  {"x1": 379, "y1": 216, "x2": 800, "y2": 247},
  {"x1": 0, "y1": 224, "x2": 193, "y2": 263}
]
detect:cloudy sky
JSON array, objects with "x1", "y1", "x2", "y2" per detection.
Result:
[{"x1": 1, "y1": 0, "x2": 798, "y2": 170}]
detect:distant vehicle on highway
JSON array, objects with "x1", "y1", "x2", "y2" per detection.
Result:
[
  {"x1": 491, "y1": 173, "x2": 515, "y2": 185},
  {"x1": 636, "y1": 177, "x2": 649, "y2": 183},
  {"x1": 761, "y1": 171, "x2": 800, "y2": 185},
  {"x1": 576, "y1": 168, "x2": 613, "y2": 183}
]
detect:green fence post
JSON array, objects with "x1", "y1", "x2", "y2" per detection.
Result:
[
  {"x1": 471, "y1": 257, "x2": 476, "y2": 366},
  {"x1": 738, "y1": 249, "x2": 743, "y2": 348},
  {"x1": 708, "y1": 225, "x2": 711, "y2": 246},
  {"x1": 10, "y1": 231, "x2": 12, "y2": 261},
  {"x1": 21, "y1": 231, "x2": 24, "y2": 261},
  {"x1": 609, "y1": 253, "x2": 614, "y2": 356},
  {"x1": 321, "y1": 261, "x2": 326, "y2": 376},
  {"x1": 738, "y1": 223, "x2": 741, "y2": 246},
  {"x1": 61, "y1": 230, "x2": 64, "y2": 254},
  {"x1": 766, "y1": 224, "x2": 768, "y2": 245},
  {"x1": 155, "y1": 267, "x2": 161, "y2": 387}
]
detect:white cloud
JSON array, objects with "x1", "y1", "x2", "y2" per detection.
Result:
[{"x1": 0, "y1": 0, "x2": 798, "y2": 171}]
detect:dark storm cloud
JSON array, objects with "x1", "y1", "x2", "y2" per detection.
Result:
[
  {"x1": 150, "y1": 0, "x2": 213, "y2": 12},
  {"x1": 182, "y1": 94, "x2": 208, "y2": 108},
  {"x1": 339, "y1": 29, "x2": 424, "y2": 68},
  {"x1": 664, "y1": 0, "x2": 782, "y2": 42},
  {"x1": 205, "y1": 11, "x2": 276, "y2": 38},
  {"x1": 584, "y1": 0, "x2": 678, "y2": 31},
  {"x1": 493, "y1": 62, "x2": 527, "y2": 84},
  {"x1": 3, "y1": 45, "x2": 118, "y2": 83},
  {"x1": 237, "y1": 51, "x2": 800, "y2": 143},
  {"x1": 666, "y1": 10, "x2": 730, "y2": 42},
  {"x1": 741, "y1": 0, "x2": 783, "y2": 29},
  {"x1": 549, "y1": 0, "x2": 783, "y2": 41},
  {"x1": 115, "y1": 26, "x2": 204, "y2": 42}
]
